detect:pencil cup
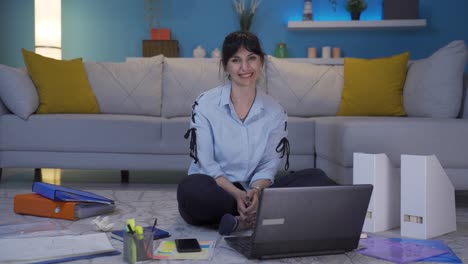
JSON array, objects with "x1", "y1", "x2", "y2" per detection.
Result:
[{"x1": 123, "y1": 230, "x2": 154, "y2": 263}]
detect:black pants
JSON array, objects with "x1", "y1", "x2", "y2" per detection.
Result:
[{"x1": 176, "y1": 168, "x2": 337, "y2": 226}]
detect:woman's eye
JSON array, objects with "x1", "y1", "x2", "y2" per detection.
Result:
[
  {"x1": 231, "y1": 58, "x2": 239, "y2": 63},
  {"x1": 248, "y1": 56, "x2": 257, "y2": 61}
]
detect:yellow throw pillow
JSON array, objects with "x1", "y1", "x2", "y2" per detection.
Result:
[
  {"x1": 337, "y1": 52, "x2": 409, "y2": 116},
  {"x1": 21, "y1": 49, "x2": 99, "y2": 114}
]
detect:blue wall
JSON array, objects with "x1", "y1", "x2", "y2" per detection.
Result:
[{"x1": 1, "y1": 0, "x2": 467, "y2": 67}]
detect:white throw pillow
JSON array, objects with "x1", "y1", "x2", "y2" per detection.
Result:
[
  {"x1": 84, "y1": 55, "x2": 163, "y2": 116},
  {"x1": 403, "y1": 40, "x2": 468, "y2": 118},
  {"x1": 266, "y1": 56, "x2": 344, "y2": 117},
  {"x1": 0, "y1": 64, "x2": 39, "y2": 119},
  {"x1": 161, "y1": 58, "x2": 225, "y2": 118}
]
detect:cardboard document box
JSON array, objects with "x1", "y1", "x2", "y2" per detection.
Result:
[
  {"x1": 353, "y1": 153, "x2": 400, "y2": 233},
  {"x1": 401, "y1": 155, "x2": 456, "y2": 239}
]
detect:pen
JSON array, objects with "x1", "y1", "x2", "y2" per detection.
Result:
[
  {"x1": 127, "y1": 224, "x2": 135, "y2": 234},
  {"x1": 151, "y1": 218, "x2": 158, "y2": 232}
]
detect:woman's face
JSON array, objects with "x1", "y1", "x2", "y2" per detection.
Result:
[{"x1": 225, "y1": 46, "x2": 262, "y2": 89}]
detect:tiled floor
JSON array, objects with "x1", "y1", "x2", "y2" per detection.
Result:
[{"x1": 1, "y1": 168, "x2": 467, "y2": 263}]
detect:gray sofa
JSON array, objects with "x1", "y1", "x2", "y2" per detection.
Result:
[{"x1": 0, "y1": 42, "x2": 467, "y2": 189}]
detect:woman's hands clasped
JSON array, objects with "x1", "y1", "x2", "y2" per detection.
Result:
[{"x1": 235, "y1": 189, "x2": 259, "y2": 225}]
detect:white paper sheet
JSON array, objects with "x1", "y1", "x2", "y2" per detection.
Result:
[{"x1": 0, "y1": 233, "x2": 116, "y2": 264}]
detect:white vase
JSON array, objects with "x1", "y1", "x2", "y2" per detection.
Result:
[
  {"x1": 193, "y1": 45, "x2": 206, "y2": 58},
  {"x1": 211, "y1": 48, "x2": 221, "y2": 58}
]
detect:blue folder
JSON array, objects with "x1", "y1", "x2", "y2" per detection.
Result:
[
  {"x1": 389, "y1": 237, "x2": 462, "y2": 263},
  {"x1": 32, "y1": 182, "x2": 114, "y2": 205},
  {"x1": 32, "y1": 250, "x2": 120, "y2": 264}
]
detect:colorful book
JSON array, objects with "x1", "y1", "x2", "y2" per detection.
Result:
[
  {"x1": 111, "y1": 226, "x2": 170, "y2": 242},
  {"x1": 32, "y1": 182, "x2": 114, "y2": 205},
  {"x1": 14, "y1": 193, "x2": 115, "y2": 221},
  {"x1": 154, "y1": 240, "x2": 214, "y2": 260}
]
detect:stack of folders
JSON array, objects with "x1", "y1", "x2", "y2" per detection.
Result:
[{"x1": 14, "y1": 182, "x2": 115, "y2": 221}]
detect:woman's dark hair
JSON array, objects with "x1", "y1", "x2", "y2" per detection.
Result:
[{"x1": 221, "y1": 31, "x2": 265, "y2": 70}]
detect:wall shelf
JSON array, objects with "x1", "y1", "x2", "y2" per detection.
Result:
[
  {"x1": 287, "y1": 19, "x2": 427, "y2": 30},
  {"x1": 286, "y1": 58, "x2": 344, "y2": 64}
]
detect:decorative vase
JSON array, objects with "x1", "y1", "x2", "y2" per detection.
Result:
[
  {"x1": 193, "y1": 45, "x2": 206, "y2": 58},
  {"x1": 351, "y1": 12, "x2": 361, "y2": 20},
  {"x1": 211, "y1": 48, "x2": 221, "y2": 58},
  {"x1": 274, "y1": 43, "x2": 288, "y2": 58}
]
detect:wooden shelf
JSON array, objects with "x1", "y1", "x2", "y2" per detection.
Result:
[
  {"x1": 142, "y1": 40, "x2": 179, "y2": 57},
  {"x1": 286, "y1": 58, "x2": 344, "y2": 65},
  {"x1": 288, "y1": 19, "x2": 427, "y2": 30}
]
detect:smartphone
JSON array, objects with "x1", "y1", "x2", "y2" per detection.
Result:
[{"x1": 175, "y1": 238, "x2": 202, "y2": 253}]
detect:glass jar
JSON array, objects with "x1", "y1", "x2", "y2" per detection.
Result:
[{"x1": 274, "y1": 43, "x2": 288, "y2": 58}]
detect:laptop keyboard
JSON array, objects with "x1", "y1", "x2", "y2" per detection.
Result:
[{"x1": 225, "y1": 236, "x2": 253, "y2": 256}]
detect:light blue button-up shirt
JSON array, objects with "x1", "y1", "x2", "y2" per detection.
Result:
[{"x1": 187, "y1": 84, "x2": 288, "y2": 186}]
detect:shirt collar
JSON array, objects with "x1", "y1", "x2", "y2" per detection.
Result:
[
  {"x1": 220, "y1": 84, "x2": 231, "y2": 107},
  {"x1": 219, "y1": 83, "x2": 265, "y2": 112}
]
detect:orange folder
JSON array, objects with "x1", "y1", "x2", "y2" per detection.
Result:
[{"x1": 14, "y1": 193, "x2": 78, "y2": 220}]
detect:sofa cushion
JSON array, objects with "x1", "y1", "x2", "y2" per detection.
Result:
[
  {"x1": 0, "y1": 114, "x2": 166, "y2": 154},
  {"x1": 84, "y1": 55, "x2": 163, "y2": 116},
  {"x1": 0, "y1": 98, "x2": 9, "y2": 115},
  {"x1": 404, "y1": 40, "x2": 468, "y2": 118},
  {"x1": 161, "y1": 117, "x2": 192, "y2": 154},
  {"x1": 0, "y1": 65, "x2": 39, "y2": 119},
  {"x1": 21, "y1": 49, "x2": 99, "y2": 114},
  {"x1": 462, "y1": 73, "x2": 468, "y2": 118},
  {"x1": 266, "y1": 56, "x2": 344, "y2": 117},
  {"x1": 287, "y1": 117, "x2": 316, "y2": 155},
  {"x1": 337, "y1": 52, "x2": 409, "y2": 116},
  {"x1": 315, "y1": 117, "x2": 468, "y2": 168},
  {"x1": 161, "y1": 58, "x2": 225, "y2": 118}
]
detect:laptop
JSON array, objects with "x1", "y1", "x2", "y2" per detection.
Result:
[{"x1": 224, "y1": 184, "x2": 373, "y2": 259}]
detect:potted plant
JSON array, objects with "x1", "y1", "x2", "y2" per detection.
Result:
[
  {"x1": 345, "y1": 0, "x2": 367, "y2": 20},
  {"x1": 233, "y1": 0, "x2": 261, "y2": 32}
]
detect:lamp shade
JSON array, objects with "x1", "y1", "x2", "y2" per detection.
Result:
[{"x1": 35, "y1": 0, "x2": 61, "y2": 59}]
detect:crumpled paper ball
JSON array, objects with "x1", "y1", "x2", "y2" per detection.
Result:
[{"x1": 92, "y1": 216, "x2": 114, "y2": 232}]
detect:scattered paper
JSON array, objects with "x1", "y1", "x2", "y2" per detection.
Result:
[
  {"x1": 0, "y1": 233, "x2": 117, "y2": 264},
  {"x1": 92, "y1": 216, "x2": 114, "y2": 232}
]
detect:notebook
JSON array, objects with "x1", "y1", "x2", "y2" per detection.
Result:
[{"x1": 224, "y1": 185, "x2": 373, "y2": 259}]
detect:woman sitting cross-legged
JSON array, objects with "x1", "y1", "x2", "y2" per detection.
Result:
[{"x1": 177, "y1": 31, "x2": 337, "y2": 235}]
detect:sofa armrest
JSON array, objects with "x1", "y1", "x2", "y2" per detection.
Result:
[{"x1": 461, "y1": 72, "x2": 468, "y2": 119}]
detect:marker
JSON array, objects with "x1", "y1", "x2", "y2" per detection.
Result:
[{"x1": 125, "y1": 219, "x2": 137, "y2": 263}]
